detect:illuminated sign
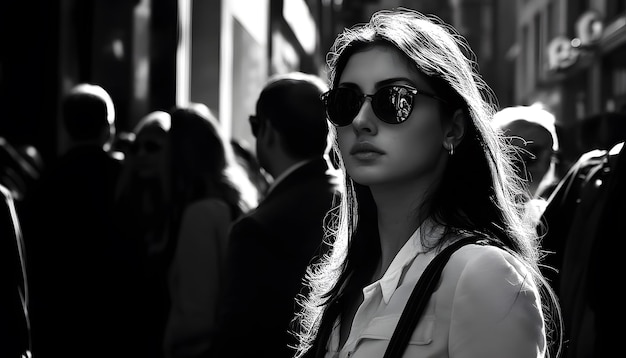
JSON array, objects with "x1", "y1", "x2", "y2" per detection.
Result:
[
  {"x1": 547, "y1": 36, "x2": 578, "y2": 70},
  {"x1": 546, "y1": 10, "x2": 604, "y2": 71},
  {"x1": 575, "y1": 10, "x2": 603, "y2": 46}
]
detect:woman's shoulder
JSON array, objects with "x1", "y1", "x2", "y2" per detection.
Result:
[
  {"x1": 176, "y1": 199, "x2": 234, "y2": 240},
  {"x1": 449, "y1": 241, "x2": 521, "y2": 264},
  {"x1": 444, "y1": 241, "x2": 537, "y2": 292},
  {"x1": 432, "y1": 241, "x2": 546, "y2": 358},
  {"x1": 183, "y1": 198, "x2": 232, "y2": 221},
  {"x1": 436, "y1": 240, "x2": 543, "y2": 325}
]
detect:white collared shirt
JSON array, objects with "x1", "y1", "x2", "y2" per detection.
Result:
[
  {"x1": 326, "y1": 225, "x2": 436, "y2": 357},
  {"x1": 324, "y1": 224, "x2": 546, "y2": 358}
]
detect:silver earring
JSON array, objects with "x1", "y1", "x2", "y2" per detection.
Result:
[{"x1": 449, "y1": 143, "x2": 454, "y2": 156}]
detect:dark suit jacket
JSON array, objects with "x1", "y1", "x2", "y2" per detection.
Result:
[
  {"x1": 540, "y1": 142, "x2": 624, "y2": 358},
  {"x1": 0, "y1": 185, "x2": 31, "y2": 358},
  {"x1": 209, "y1": 158, "x2": 340, "y2": 358},
  {"x1": 21, "y1": 145, "x2": 142, "y2": 358}
]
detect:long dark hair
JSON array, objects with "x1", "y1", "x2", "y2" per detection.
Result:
[
  {"x1": 168, "y1": 104, "x2": 257, "y2": 238},
  {"x1": 293, "y1": 8, "x2": 561, "y2": 358}
]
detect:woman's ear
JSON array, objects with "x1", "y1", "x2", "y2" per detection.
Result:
[{"x1": 443, "y1": 109, "x2": 466, "y2": 151}]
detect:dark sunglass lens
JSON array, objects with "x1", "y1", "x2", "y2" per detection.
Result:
[
  {"x1": 328, "y1": 88, "x2": 362, "y2": 126},
  {"x1": 249, "y1": 115, "x2": 260, "y2": 137},
  {"x1": 373, "y1": 86, "x2": 414, "y2": 124}
]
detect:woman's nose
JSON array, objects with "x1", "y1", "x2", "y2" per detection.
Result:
[{"x1": 351, "y1": 97, "x2": 377, "y2": 134}]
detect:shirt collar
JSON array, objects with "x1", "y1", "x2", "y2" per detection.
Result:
[
  {"x1": 378, "y1": 220, "x2": 441, "y2": 304},
  {"x1": 264, "y1": 159, "x2": 312, "y2": 197}
]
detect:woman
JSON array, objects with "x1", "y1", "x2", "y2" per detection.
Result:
[
  {"x1": 116, "y1": 111, "x2": 173, "y2": 257},
  {"x1": 293, "y1": 8, "x2": 561, "y2": 358},
  {"x1": 114, "y1": 110, "x2": 173, "y2": 358},
  {"x1": 163, "y1": 103, "x2": 258, "y2": 358}
]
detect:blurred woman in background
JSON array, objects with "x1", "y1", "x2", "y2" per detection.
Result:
[{"x1": 163, "y1": 103, "x2": 258, "y2": 358}]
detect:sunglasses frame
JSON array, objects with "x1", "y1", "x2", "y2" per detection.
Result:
[{"x1": 321, "y1": 84, "x2": 448, "y2": 127}]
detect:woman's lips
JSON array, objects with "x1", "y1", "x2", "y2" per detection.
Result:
[{"x1": 350, "y1": 142, "x2": 384, "y2": 160}]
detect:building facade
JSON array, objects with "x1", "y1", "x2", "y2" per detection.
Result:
[
  {"x1": 0, "y1": 0, "x2": 329, "y2": 164},
  {"x1": 516, "y1": 0, "x2": 626, "y2": 162}
]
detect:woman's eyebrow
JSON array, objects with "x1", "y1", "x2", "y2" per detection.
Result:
[
  {"x1": 337, "y1": 77, "x2": 417, "y2": 91},
  {"x1": 375, "y1": 77, "x2": 414, "y2": 88},
  {"x1": 336, "y1": 82, "x2": 360, "y2": 89}
]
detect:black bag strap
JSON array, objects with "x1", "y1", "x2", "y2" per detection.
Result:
[{"x1": 383, "y1": 236, "x2": 484, "y2": 358}]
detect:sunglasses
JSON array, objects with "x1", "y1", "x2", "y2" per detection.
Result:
[
  {"x1": 320, "y1": 84, "x2": 447, "y2": 127},
  {"x1": 249, "y1": 115, "x2": 260, "y2": 137}
]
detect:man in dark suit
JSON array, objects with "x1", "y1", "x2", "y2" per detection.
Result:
[
  {"x1": 21, "y1": 84, "x2": 141, "y2": 358},
  {"x1": 540, "y1": 141, "x2": 624, "y2": 358},
  {"x1": 209, "y1": 72, "x2": 341, "y2": 357}
]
